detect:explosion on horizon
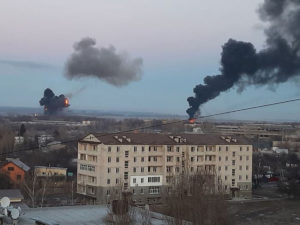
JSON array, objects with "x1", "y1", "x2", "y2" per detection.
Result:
[
  {"x1": 39, "y1": 88, "x2": 70, "y2": 115},
  {"x1": 187, "y1": 0, "x2": 300, "y2": 119}
]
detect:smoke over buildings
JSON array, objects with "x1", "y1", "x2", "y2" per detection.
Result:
[
  {"x1": 187, "y1": 0, "x2": 300, "y2": 119},
  {"x1": 65, "y1": 37, "x2": 143, "y2": 87},
  {"x1": 39, "y1": 88, "x2": 70, "y2": 114}
]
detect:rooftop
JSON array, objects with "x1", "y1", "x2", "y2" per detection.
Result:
[
  {"x1": 80, "y1": 133, "x2": 251, "y2": 146},
  {"x1": 5, "y1": 158, "x2": 30, "y2": 172},
  {"x1": 13, "y1": 205, "x2": 165, "y2": 225}
]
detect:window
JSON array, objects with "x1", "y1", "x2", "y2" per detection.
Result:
[
  {"x1": 191, "y1": 157, "x2": 194, "y2": 162},
  {"x1": 124, "y1": 172, "x2": 128, "y2": 179},
  {"x1": 167, "y1": 156, "x2": 172, "y2": 162},
  {"x1": 232, "y1": 169, "x2": 235, "y2": 176},
  {"x1": 148, "y1": 167, "x2": 151, "y2": 172},
  {"x1": 16, "y1": 175, "x2": 21, "y2": 180},
  {"x1": 166, "y1": 166, "x2": 172, "y2": 172},
  {"x1": 153, "y1": 156, "x2": 157, "y2": 162},
  {"x1": 134, "y1": 157, "x2": 137, "y2": 162},
  {"x1": 133, "y1": 178, "x2": 136, "y2": 183},
  {"x1": 153, "y1": 167, "x2": 157, "y2": 172},
  {"x1": 116, "y1": 157, "x2": 119, "y2": 163},
  {"x1": 8, "y1": 167, "x2": 14, "y2": 171},
  {"x1": 167, "y1": 146, "x2": 172, "y2": 152},
  {"x1": 142, "y1": 146, "x2": 145, "y2": 152},
  {"x1": 108, "y1": 157, "x2": 111, "y2": 163},
  {"x1": 154, "y1": 146, "x2": 157, "y2": 151},
  {"x1": 141, "y1": 178, "x2": 144, "y2": 183},
  {"x1": 225, "y1": 166, "x2": 228, "y2": 171},
  {"x1": 232, "y1": 160, "x2": 235, "y2": 166},
  {"x1": 125, "y1": 151, "x2": 129, "y2": 157},
  {"x1": 124, "y1": 183, "x2": 128, "y2": 189},
  {"x1": 83, "y1": 144, "x2": 87, "y2": 151},
  {"x1": 191, "y1": 147, "x2": 195, "y2": 152},
  {"x1": 117, "y1": 146, "x2": 120, "y2": 152},
  {"x1": 125, "y1": 161, "x2": 128, "y2": 168},
  {"x1": 107, "y1": 179, "x2": 110, "y2": 184},
  {"x1": 226, "y1": 146, "x2": 229, "y2": 151},
  {"x1": 240, "y1": 146, "x2": 242, "y2": 151},
  {"x1": 177, "y1": 157, "x2": 180, "y2": 162},
  {"x1": 239, "y1": 175, "x2": 242, "y2": 180},
  {"x1": 175, "y1": 167, "x2": 180, "y2": 173},
  {"x1": 148, "y1": 156, "x2": 151, "y2": 162},
  {"x1": 116, "y1": 168, "x2": 119, "y2": 173},
  {"x1": 176, "y1": 147, "x2": 180, "y2": 152},
  {"x1": 218, "y1": 166, "x2": 221, "y2": 171},
  {"x1": 246, "y1": 165, "x2": 249, "y2": 170},
  {"x1": 107, "y1": 189, "x2": 110, "y2": 195},
  {"x1": 133, "y1": 167, "x2": 137, "y2": 173},
  {"x1": 232, "y1": 179, "x2": 235, "y2": 186},
  {"x1": 140, "y1": 188, "x2": 144, "y2": 194},
  {"x1": 80, "y1": 154, "x2": 86, "y2": 160},
  {"x1": 239, "y1": 165, "x2": 242, "y2": 170},
  {"x1": 149, "y1": 186, "x2": 160, "y2": 194},
  {"x1": 246, "y1": 156, "x2": 249, "y2": 161},
  {"x1": 247, "y1": 146, "x2": 249, "y2": 151},
  {"x1": 134, "y1": 146, "x2": 137, "y2": 152},
  {"x1": 240, "y1": 156, "x2": 242, "y2": 160},
  {"x1": 141, "y1": 167, "x2": 144, "y2": 172},
  {"x1": 108, "y1": 146, "x2": 111, "y2": 152},
  {"x1": 219, "y1": 156, "x2": 221, "y2": 161},
  {"x1": 219, "y1": 146, "x2": 222, "y2": 151},
  {"x1": 141, "y1": 157, "x2": 144, "y2": 162},
  {"x1": 108, "y1": 168, "x2": 111, "y2": 173},
  {"x1": 246, "y1": 175, "x2": 249, "y2": 180},
  {"x1": 225, "y1": 156, "x2": 228, "y2": 161},
  {"x1": 148, "y1": 177, "x2": 160, "y2": 182},
  {"x1": 116, "y1": 179, "x2": 119, "y2": 184},
  {"x1": 233, "y1": 152, "x2": 236, "y2": 157},
  {"x1": 225, "y1": 176, "x2": 227, "y2": 180}
]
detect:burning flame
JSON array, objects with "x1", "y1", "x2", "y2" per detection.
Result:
[
  {"x1": 64, "y1": 98, "x2": 69, "y2": 106},
  {"x1": 189, "y1": 118, "x2": 196, "y2": 124}
]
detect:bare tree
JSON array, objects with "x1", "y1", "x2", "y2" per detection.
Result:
[
  {"x1": 163, "y1": 171, "x2": 232, "y2": 225},
  {"x1": 22, "y1": 171, "x2": 38, "y2": 208}
]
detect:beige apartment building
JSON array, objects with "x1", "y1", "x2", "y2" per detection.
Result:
[{"x1": 77, "y1": 133, "x2": 252, "y2": 204}]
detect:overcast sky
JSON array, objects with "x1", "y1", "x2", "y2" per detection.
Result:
[{"x1": 0, "y1": 0, "x2": 299, "y2": 121}]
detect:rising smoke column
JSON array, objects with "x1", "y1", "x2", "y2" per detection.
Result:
[
  {"x1": 39, "y1": 88, "x2": 70, "y2": 114},
  {"x1": 187, "y1": 0, "x2": 300, "y2": 119},
  {"x1": 65, "y1": 37, "x2": 143, "y2": 86}
]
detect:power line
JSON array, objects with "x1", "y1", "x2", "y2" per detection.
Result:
[{"x1": 1, "y1": 97, "x2": 300, "y2": 157}]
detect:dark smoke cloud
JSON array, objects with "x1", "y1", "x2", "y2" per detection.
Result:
[
  {"x1": 187, "y1": 0, "x2": 300, "y2": 119},
  {"x1": 39, "y1": 88, "x2": 70, "y2": 114},
  {"x1": 65, "y1": 37, "x2": 143, "y2": 86}
]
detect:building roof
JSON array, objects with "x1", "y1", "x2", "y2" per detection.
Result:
[
  {"x1": 80, "y1": 133, "x2": 251, "y2": 146},
  {"x1": 18, "y1": 205, "x2": 165, "y2": 225},
  {"x1": 0, "y1": 189, "x2": 24, "y2": 202},
  {"x1": 34, "y1": 166, "x2": 67, "y2": 170},
  {"x1": 6, "y1": 158, "x2": 30, "y2": 172}
]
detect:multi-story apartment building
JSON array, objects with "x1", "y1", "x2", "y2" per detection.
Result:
[{"x1": 77, "y1": 133, "x2": 252, "y2": 204}]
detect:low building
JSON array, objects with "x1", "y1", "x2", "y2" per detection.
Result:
[
  {"x1": 0, "y1": 189, "x2": 24, "y2": 203},
  {"x1": 34, "y1": 166, "x2": 67, "y2": 177},
  {"x1": 77, "y1": 133, "x2": 253, "y2": 204},
  {"x1": 0, "y1": 158, "x2": 30, "y2": 184}
]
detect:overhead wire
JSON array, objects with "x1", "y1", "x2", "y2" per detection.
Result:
[{"x1": 1, "y1": 97, "x2": 300, "y2": 156}]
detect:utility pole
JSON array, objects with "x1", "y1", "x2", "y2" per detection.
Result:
[{"x1": 71, "y1": 180, "x2": 74, "y2": 205}]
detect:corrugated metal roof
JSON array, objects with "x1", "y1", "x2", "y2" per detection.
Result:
[{"x1": 6, "y1": 158, "x2": 30, "y2": 171}]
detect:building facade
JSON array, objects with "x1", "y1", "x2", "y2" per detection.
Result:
[{"x1": 77, "y1": 133, "x2": 253, "y2": 204}]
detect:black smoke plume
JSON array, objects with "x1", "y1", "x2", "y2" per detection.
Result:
[
  {"x1": 187, "y1": 0, "x2": 300, "y2": 119},
  {"x1": 39, "y1": 88, "x2": 70, "y2": 114},
  {"x1": 65, "y1": 37, "x2": 143, "y2": 87}
]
